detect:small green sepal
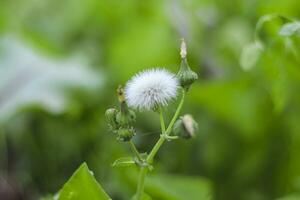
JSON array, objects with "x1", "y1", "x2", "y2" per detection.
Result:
[
  {"x1": 105, "y1": 108, "x2": 119, "y2": 131},
  {"x1": 116, "y1": 108, "x2": 136, "y2": 127},
  {"x1": 117, "y1": 127, "x2": 136, "y2": 141}
]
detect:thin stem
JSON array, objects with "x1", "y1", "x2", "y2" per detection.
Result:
[
  {"x1": 146, "y1": 89, "x2": 186, "y2": 163},
  {"x1": 129, "y1": 140, "x2": 143, "y2": 162},
  {"x1": 146, "y1": 136, "x2": 165, "y2": 164},
  {"x1": 0, "y1": 129, "x2": 8, "y2": 176},
  {"x1": 165, "y1": 89, "x2": 186, "y2": 135},
  {"x1": 159, "y1": 106, "x2": 166, "y2": 134},
  {"x1": 136, "y1": 167, "x2": 148, "y2": 200}
]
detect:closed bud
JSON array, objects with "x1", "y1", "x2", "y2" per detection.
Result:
[
  {"x1": 108, "y1": 85, "x2": 137, "y2": 142},
  {"x1": 105, "y1": 108, "x2": 119, "y2": 131},
  {"x1": 177, "y1": 58, "x2": 198, "y2": 90},
  {"x1": 177, "y1": 39, "x2": 198, "y2": 90},
  {"x1": 116, "y1": 108, "x2": 136, "y2": 126},
  {"x1": 117, "y1": 127, "x2": 136, "y2": 142},
  {"x1": 173, "y1": 114, "x2": 198, "y2": 139}
]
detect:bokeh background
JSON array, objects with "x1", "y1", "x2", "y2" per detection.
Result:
[{"x1": 1, "y1": 0, "x2": 300, "y2": 200}]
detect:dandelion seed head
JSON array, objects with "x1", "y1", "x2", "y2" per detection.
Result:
[{"x1": 125, "y1": 68, "x2": 179, "y2": 110}]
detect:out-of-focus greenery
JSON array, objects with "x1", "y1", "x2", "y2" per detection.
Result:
[{"x1": 1, "y1": 0, "x2": 300, "y2": 200}]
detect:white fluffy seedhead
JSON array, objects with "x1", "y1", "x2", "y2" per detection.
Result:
[{"x1": 125, "y1": 68, "x2": 179, "y2": 110}]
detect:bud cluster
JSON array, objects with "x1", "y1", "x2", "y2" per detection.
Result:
[{"x1": 105, "y1": 86, "x2": 136, "y2": 141}]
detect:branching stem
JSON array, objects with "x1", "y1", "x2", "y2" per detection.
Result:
[
  {"x1": 147, "y1": 89, "x2": 185, "y2": 163},
  {"x1": 135, "y1": 89, "x2": 186, "y2": 200},
  {"x1": 129, "y1": 140, "x2": 143, "y2": 162}
]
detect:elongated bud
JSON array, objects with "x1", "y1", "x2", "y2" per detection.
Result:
[
  {"x1": 117, "y1": 127, "x2": 136, "y2": 141},
  {"x1": 180, "y1": 38, "x2": 187, "y2": 58},
  {"x1": 115, "y1": 86, "x2": 136, "y2": 127},
  {"x1": 173, "y1": 114, "x2": 198, "y2": 139},
  {"x1": 117, "y1": 85, "x2": 126, "y2": 103},
  {"x1": 177, "y1": 39, "x2": 198, "y2": 90},
  {"x1": 105, "y1": 108, "x2": 119, "y2": 131}
]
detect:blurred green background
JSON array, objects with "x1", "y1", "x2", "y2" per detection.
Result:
[{"x1": 1, "y1": 0, "x2": 300, "y2": 200}]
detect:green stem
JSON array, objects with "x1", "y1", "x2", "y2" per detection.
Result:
[
  {"x1": 0, "y1": 129, "x2": 8, "y2": 175},
  {"x1": 129, "y1": 140, "x2": 143, "y2": 162},
  {"x1": 135, "y1": 89, "x2": 186, "y2": 199},
  {"x1": 146, "y1": 135, "x2": 165, "y2": 164},
  {"x1": 165, "y1": 89, "x2": 186, "y2": 135},
  {"x1": 136, "y1": 167, "x2": 147, "y2": 200},
  {"x1": 147, "y1": 89, "x2": 186, "y2": 163},
  {"x1": 159, "y1": 106, "x2": 166, "y2": 134}
]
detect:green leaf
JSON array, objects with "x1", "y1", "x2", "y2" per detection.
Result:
[
  {"x1": 271, "y1": 73, "x2": 288, "y2": 113},
  {"x1": 277, "y1": 194, "x2": 300, "y2": 200},
  {"x1": 132, "y1": 193, "x2": 152, "y2": 200},
  {"x1": 279, "y1": 22, "x2": 300, "y2": 36},
  {"x1": 57, "y1": 163, "x2": 111, "y2": 200},
  {"x1": 118, "y1": 169, "x2": 212, "y2": 200},
  {"x1": 112, "y1": 157, "x2": 135, "y2": 167},
  {"x1": 146, "y1": 174, "x2": 212, "y2": 200},
  {"x1": 240, "y1": 42, "x2": 263, "y2": 71}
]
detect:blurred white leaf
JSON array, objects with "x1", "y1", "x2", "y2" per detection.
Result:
[
  {"x1": 279, "y1": 22, "x2": 300, "y2": 37},
  {"x1": 0, "y1": 36, "x2": 103, "y2": 121},
  {"x1": 240, "y1": 42, "x2": 263, "y2": 71}
]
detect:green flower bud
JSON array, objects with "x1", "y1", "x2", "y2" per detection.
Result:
[
  {"x1": 117, "y1": 127, "x2": 136, "y2": 141},
  {"x1": 116, "y1": 108, "x2": 136, "y2": 127},
  {"x1": 177, "y1": 39, "x2": 198, "y2": 90},
  {"x1": 173, "y1": 114, "x2": 198, "y2": 139},
  {"x1": 177, "y1": 58, "x2": 198, "y2": 90},
  {"x1": 105, "y1": 108, "x2": 119, "y2": 131}
]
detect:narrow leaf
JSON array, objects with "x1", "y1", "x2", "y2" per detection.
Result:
[{"x1": 112, "y1": 157, "x2": 135, "y2": 167}]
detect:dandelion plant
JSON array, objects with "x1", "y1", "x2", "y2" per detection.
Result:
[{"x1": 105, "y1": 39, "x2": 198, "y2": 200}]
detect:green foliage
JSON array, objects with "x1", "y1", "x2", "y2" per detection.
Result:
[
  {"x1": 118, "y1": 167, "x2": 212, "y2": 200},
  {"x1": 277, "y1": 194, "x2": 300, "y2": 200},
  {"x1": 131, "y1": 193, "x2": 152, "y2": 200},
  {"x1": 57, "y1": 163, "x2": 111, "y2": 200},
  {"x1": 1, "y1": 1, "x2": 300, "y2": 200},
  {"x1": 145, "y1": 175, "x2": 212, "y2": 200}
]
